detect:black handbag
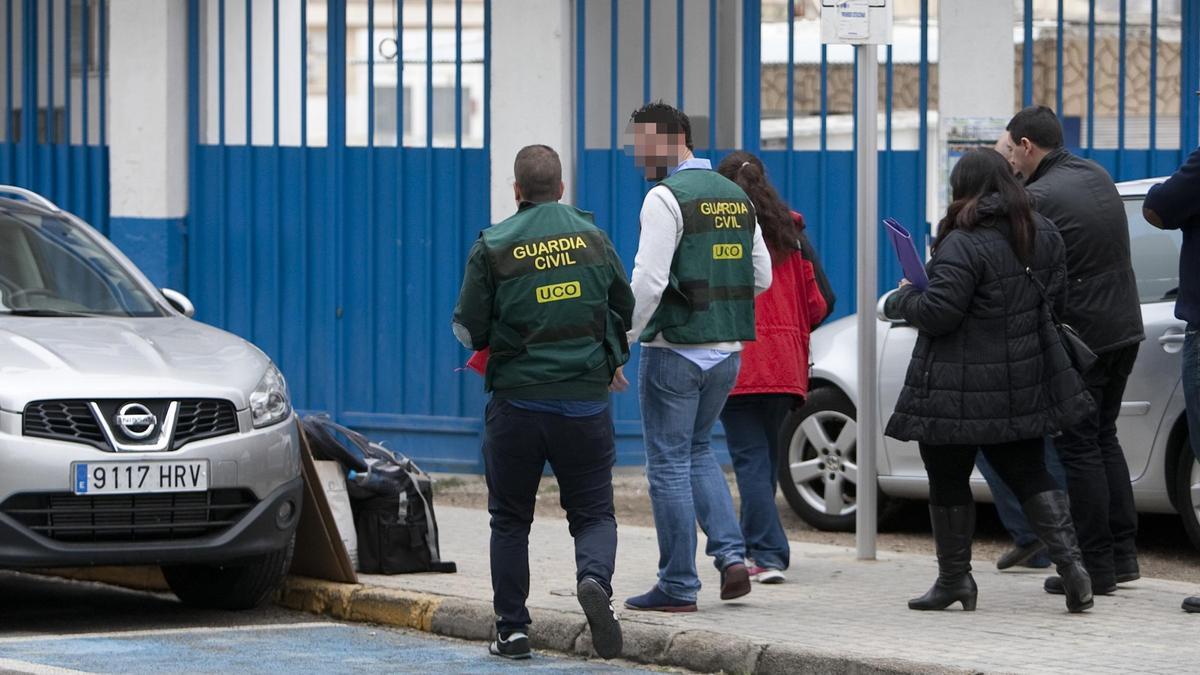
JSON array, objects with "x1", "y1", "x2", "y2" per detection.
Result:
[{"x1": 1024, "y1": 268, "x2": 1098, "y2": 373}]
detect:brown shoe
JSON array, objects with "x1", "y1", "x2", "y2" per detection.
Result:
[{"x1": 720, "y1": 563, "x2": 751, "y2": 600}]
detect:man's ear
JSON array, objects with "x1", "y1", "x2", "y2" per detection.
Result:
[
  {"x1": 513, "y1": 182, "x2": 522, "y2": 203},
  {"x1": 555, "y1": 181, "x2": 565, "y2": 201}
]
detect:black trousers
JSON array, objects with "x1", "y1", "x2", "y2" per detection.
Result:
[
  {"x1": 920, "y1": 438, "x2": 1060, "y2": 508},
  {"x1": 1053, "y1": 343, "x2": 1140, "y2": 586},
  {"x1": 482, "y1": 399, "x2": 618, "y2": 632}
]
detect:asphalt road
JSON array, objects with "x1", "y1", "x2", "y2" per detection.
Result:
[{"x1": 0, "y1": 572, "x2": 665, "y2": 675}]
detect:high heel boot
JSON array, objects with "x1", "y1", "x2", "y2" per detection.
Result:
[
  {"x1": 1021, "y1": 490, "x2": 1094, "y2": 613},
  {"x1": 908, "y1": 503, "x2": 978, "y2": 611}
]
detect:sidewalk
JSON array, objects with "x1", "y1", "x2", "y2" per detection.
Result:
[{"x1": 282, "y1": 506, "x2": 1200, "y2": 674}]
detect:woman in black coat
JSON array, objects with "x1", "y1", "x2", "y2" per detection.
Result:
[{"x1": 884, "y1": 149, "x2": 1096, "y2": 614}]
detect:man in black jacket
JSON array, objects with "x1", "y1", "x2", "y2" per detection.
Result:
[{"x1": 1007, "y1": 106, "x2": 1146, "y2": 596}]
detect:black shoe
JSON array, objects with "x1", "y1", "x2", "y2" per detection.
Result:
[
  {"x1": 1183, "y1": 596, "x2": 1200, "y2": 613},
  {"x1": 720, "y1": 562, "x2": 752, "y2": 601},
  {"x1": 1043, "y1": 575, "x2": 1116, "y2": 596},
  {"x1": 996, "y1": 540, "x2": 1048, "y2": 570},
  {"x1": 909, "y1": 504, "x2": 978, "y2": 611},
  {"x1": 578, "y1": 578, "x2": 622, "y2": 660},
  {"x1": 1021, "y1": 491, "x2": 1093, "y2": 613},
  {"x1": 489, "y1": 630, "x2": 531, "y2": 660},
  {"x1": 1115, "y1": 559, "x2": 1140, "y2": 584}
]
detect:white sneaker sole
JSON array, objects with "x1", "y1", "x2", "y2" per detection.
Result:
[{"x1": 753, "y1": 570, "x2": 786, "y2": 584}]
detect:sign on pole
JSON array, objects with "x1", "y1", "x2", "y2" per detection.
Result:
[{"x1": 820, "y1": 0, "x2": 893, "y2": 561}]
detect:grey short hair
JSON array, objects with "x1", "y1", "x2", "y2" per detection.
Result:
[{"x1": 514, "y1": 145, "x2": 562, "y2": 203}]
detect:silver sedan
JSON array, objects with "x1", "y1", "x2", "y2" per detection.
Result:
[{"x1": 780, "y1": 178, "x2": 1200, "y2": 549}]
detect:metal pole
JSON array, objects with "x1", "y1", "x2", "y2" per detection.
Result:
[{"x1": 854, "y1": 42, "x2": 878, "y2": 561}]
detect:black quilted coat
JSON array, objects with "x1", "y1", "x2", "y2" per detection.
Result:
[{"x1": 884, "y1": 199, "x2": 1095, "y2": 446}]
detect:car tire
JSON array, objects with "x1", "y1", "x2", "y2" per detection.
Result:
[
  {"x1": 1172, "y1": 431, "x2": 1200, "y2": 552},
  {"x1": 163, "y1": 533, "x2": 296, "y2": 610},
  {"x1": 777, "y1": 387, "x2": 889, "y2": 531}
]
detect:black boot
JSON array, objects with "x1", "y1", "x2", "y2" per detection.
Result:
[
  {"x1": 1022, "y1": 491, "x2": 1094, "y2": 613},
  {"x1": 909, "y1": 503, "x2": 978, "y2": 611}
]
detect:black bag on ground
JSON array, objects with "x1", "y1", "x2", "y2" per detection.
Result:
[{"x1": 301, "y1": 415, "x2": 456, "y2": 574}]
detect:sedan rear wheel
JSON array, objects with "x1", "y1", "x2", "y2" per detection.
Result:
[
  {"x1": 1173, "y1": 432, "x2": 1200, "y2": 552},
  {"x1": 777, "y1": 387, "x2": 863, "y2": 531}
]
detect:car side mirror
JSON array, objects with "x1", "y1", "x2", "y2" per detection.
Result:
[
  {"x1": 877, "y1": 289, "x2": 906, "y2": 325},
  {"x1": 161, "y1": 288, "x2": 196, "y2": 318}
]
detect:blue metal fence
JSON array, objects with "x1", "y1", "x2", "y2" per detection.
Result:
[
  {"x1": 187, "y1": 0, "x2": 490, "y2": 472},
  {"x1": 0, "y1": 0, "x2": 109, "y2": 232}
]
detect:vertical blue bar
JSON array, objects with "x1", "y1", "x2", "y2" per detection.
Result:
[
  {"x1": 454, "y1": 0, "x2": 462, "y2": 149},
  {"x1": 368, "y1": 0, "x2": 375, "y2": 147},
  {"x1": 1086, "y1": 0, "x2": 1094, "y2": 155},
  {"x1": 1117, "y1": 0, "x2": 1126, "y2": 178},
  {"x1": 187, "y1": 0, "x2": 198, "y2": 294},
  {"x1": 820, "y1": 44, "x2": 827, "y2": 151},
  {"x1": 1022, "y1": 0, "x2": 1032, "y2": 108},
  {"x1": 707, "y1": 0, "x2": 716, "y2": 150},
  {"x1": 483, "y1": 0, "x2": 490, "y2": 153},
  {"x1": 65, "y1": 0, "x2": 71, "y2": 145},
  {"x1": 609, "y1": 0, "x2": 617, "y2": 228},
  {"x1": 5, "y1": 0, "x2": 12, "y2": 149},
  {"x1": 1183, "y1": 0, "x2": 1200, "y2": 155},
  {"x1": 576, "y1": 0, "x2": 586, "y2": 203},
  {"x1": 246, "y1": 0, "x2": 253, "y2": 145},
  {"x1": 395, "y1": 0, "x2": 403, "y2": 147},
  {"x1": 741, "y1": 0, "x2": 760, "y2": 153},
  {"x1": 82, "y1": 0, "x2": 89, "y2": 146},
  {"x1": 329, "y1": 0, "x2": 345, "y2": 147},
  {"x1": 47, "y1": 0, "x2": 53, "y2": 143},
  {"x1": 675, "y1": 0, "x2": 683, "y2": 109},
  {"x1": 20, "y1": 0, "x2": 35, "y2": 177},
  {"x1": 786, "y1": 0, "x2": 794, "y2": 157},
  {"x1": 99, "y1": 0, "x2": 106, "y2": 145},
  {"x1": 301, "y1": 0, "x2": 307, "y2": 147},
  {"x1": 1149, "y1": 0, "x2": 1157, "y2": 162},
  {"x1": 329, "y1": 0, "x2": 346, "y2": 416},
  {"x1": 424, "y1": 0, "x2": 431, "y2": 148},
  {"x1": 917, "y1": 0, "x2": 927, "y2": 230},
  {"x1": 642, "y1": 0, "x2": 650, "y2": 103},
  {"x1": 885, "y1": 45, "x2": 893, "y2": 151},
  {"x1": 1056, "y1": 0, "x2": 1064, "y2": 116},
  {"x1": 219, "y1": 0, "x2": 226, "y2": 145}
]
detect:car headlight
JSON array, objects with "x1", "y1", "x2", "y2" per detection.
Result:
[{"x1": 249, "y1": 363, "x2": 292, "y2": 428}]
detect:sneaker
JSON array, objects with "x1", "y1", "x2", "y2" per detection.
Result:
[
  {"x1": 748, "y1": 565, "x2": 786, "y2": 584},
  {"x1": 624, "y1": 586, "x2": 697, "y2": 613},
  {"x1": 489, "y1": 631, "x2": 531, "y2": 660},
  {"x1": 577, "y1": 578, "x2": 623, "y2": 659},
  {"x1": 720, "y1": 562, "x2": 752, "y2": 600}
]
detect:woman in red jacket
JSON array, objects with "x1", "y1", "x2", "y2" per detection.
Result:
[{"x1": 716, "y1": 151, "x2": 833, "y2": 584}]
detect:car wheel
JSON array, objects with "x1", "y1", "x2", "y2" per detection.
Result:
[
  {"x1": 777, "y1": 387, "x2": 870, "y2": 532},
  {"x1": 163, "y1": 533, "x2": 295, "y2": 610},
  {"x1": 1173, "y1": 431, "x2": 1200, "y2": 552}
]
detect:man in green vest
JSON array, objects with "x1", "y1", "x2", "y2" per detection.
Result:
[
  {"x1": 452, "y1": 144, "x2": 633, "y2": 661},
  {"x1": 620, "y1": 102, "x2": 774, "y2": 613}
]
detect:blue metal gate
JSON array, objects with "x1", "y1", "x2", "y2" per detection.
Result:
[
  {"x1": 187, "y1": 0, "x2": 490, "y2": 472},
  {"x1": 0, "y1": 0, "x2": 110, "y2": 232}
]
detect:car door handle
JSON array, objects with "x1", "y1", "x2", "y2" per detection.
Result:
[{"x1": 1160, "y1": 333, "x2": 1186, "y2": 346}]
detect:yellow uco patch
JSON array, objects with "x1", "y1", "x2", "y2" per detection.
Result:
[
  {"x1": 713, "y1": 243, "x2": 744, "y2": 260},
  {"x1": 535, "y1": 281, "x2": 582, "y2": 303}
]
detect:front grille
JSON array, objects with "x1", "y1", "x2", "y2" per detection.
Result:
[
  {"x1": 173, "y1": 400, "x2": 239, "y2": 448},
  {"x1": 22, "y1": 401, "x2": 107, "y2": 450},
  {"x1": 1, "y1": 490, "x2": 257, "y2": 542}
]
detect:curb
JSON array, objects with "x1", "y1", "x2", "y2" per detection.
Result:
[{"x1": 277, "y1": 576, "x2": 974, "y2": 675}]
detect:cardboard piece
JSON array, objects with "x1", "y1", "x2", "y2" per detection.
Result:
[{"x1": 288, "y1": 425, "x2": 358, "y2": 584}]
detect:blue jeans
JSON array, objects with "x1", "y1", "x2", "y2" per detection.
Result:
[
  {"x1": 720, "y1": 394, "x2": 794, "y2": 571},
  {"x1": 638, "y1": 347, "x2": 745, "y2": 602},
  {"x1": 1185, "y1": 327, "x2": 1200, "y2": 462},
  {"x1": 976, "y1": 438, "x2": 1066, "y2": 550}
]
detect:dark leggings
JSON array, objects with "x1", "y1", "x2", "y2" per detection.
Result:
[{"x1": 920, "y1": 438, "x2": 1060, "y2": 507}]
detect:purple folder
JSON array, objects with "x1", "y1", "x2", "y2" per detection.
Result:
[{"x1": 883, "y1": 218, "x2": 929, "y2": 291}]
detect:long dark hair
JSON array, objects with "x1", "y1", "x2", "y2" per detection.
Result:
[
  {"x1": 716, "y1": 151, "x2": 800, "y2": 265},
  {"x1": 938, "y1": 148, "x2": 1035, "y2": 264}
]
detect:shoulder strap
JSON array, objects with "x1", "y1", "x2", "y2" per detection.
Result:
[{"x1": 1000, "y1": 236, "x2": 1063, "y2": 325}]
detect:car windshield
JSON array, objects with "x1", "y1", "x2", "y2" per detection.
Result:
[
  {"x1": 0, "y1": 209, "x2": 164, "y2": 317},
  {"x1": 1126, "y1": 197, "x2": 1183, "y2": 304}
]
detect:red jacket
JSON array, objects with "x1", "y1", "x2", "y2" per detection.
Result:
[{"x1": 730, "y1": 213, "x2": 829, "y2": 399}]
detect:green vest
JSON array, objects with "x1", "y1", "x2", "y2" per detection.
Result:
[
  {"x1": 640, "y1": 168, "x2": 757, "y2": 344},
  {"x1": 480, "y1": 203, "x2": 628, "y2": 398}
]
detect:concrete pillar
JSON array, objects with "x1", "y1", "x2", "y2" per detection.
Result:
[
  {"x1": 938, "y1": 2, "x2": 1014, "y2": 119},
  {"x1": 107, "y1": 0, "x2": 188, "y2": 289},
  {"x1": 489, "y1": 0, "x2": 574, "y2": 224}
]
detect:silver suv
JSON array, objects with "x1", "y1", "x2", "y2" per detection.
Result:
[{"x1": 0, "y1": 187, "x2": 302, "y2": 609}]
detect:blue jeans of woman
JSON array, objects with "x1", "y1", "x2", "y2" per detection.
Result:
[
  {"x1": 638, "y1": 347, "x2": 745, "y2": 603},
  {"x1": 720, "y1": 394, "x2": 795, "y2": 571}
]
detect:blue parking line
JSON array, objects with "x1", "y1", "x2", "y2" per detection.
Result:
[{"x1": 0, "y1": 623, "x2": 654, "y2": 674}]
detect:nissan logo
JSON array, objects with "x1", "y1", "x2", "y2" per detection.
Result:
[{"x1": 115, "y1": 403, "x2": 157, "y2": 440}]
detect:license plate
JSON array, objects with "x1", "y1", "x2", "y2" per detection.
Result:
[{"x1": 72, "y1": 461, "x2": 210, "y2": 495}]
